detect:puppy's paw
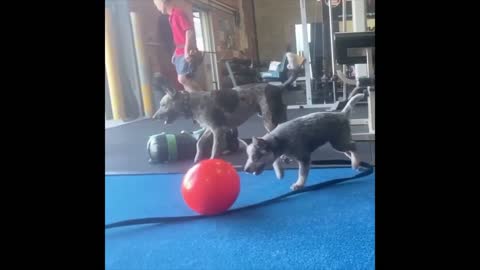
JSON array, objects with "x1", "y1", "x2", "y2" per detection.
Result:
[
  {"x1": 275, "y1": 169, "x2": 284, "y2": 180},
  {"x1": 290, "y1": 182, "x2": 304, "y2": 191},
  {"x1": 352, "y1": 159, "x2": 361, "y2": 170},
  {"x1": 356, "y1": 167, "x2": 367, "y2": 172},
  {"x1": 273, "y1": 163, "x2": 284, "y2": 180}
]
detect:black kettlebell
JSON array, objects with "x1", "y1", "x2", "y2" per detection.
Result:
[
  {"x1": 147, "y1": 128, "x2": 241, "y2": 164},
  {"x1": 147, "y1": 132, "x2": 197, "y2": 163}
]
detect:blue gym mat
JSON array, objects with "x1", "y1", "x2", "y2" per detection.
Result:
[{"x1": 105, "y1": 167, "x2": 375, "y2": 270}]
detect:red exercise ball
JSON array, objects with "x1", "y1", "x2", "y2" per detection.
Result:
[{"x1": 181, "y1": 159, "x2": 240, "y2": 215}]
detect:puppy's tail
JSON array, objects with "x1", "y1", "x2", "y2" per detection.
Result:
[
  {"x1": 341, "y1": 90, "x2": 368, "y2": 118},
  {"x1": 152, "y1": 108, "x2": 162, "y2": 119}
]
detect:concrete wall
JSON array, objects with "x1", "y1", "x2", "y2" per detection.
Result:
[
  {"x1": 253, "y1": 0, "x2": 323, "y2": 62},
  {"x1": 203, "y1": 0, "x2": 257, "y2": 60}
]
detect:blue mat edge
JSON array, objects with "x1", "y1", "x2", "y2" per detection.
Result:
[{"x1": 105, "y1": 165, "x2": 374, "y2": 177}]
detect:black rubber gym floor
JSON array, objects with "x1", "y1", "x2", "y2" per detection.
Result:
[{"x1": 105, "y1": 106, "x2": 374, "y2": 174}]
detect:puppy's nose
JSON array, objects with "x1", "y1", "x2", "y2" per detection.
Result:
[{"x1": 244, "y1": 166, "x2": 252, "y2": 173}]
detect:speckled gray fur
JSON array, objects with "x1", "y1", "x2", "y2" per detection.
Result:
[
  {"x1": 244, "y1": 93, "x2": 367, "y2": 190},
  {"x1": 152, "y1": 83, "x2": 288, "y2": 163}
]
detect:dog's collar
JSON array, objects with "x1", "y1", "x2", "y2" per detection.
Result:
[{"x1": 180, "y1": 91, "x2": 193, "y2": 118}]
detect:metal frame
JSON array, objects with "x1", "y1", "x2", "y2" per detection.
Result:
[
  {"x1": 352, "y1": 132, "x2": 375, "y2": 141},
  {"x1": 115, "y1": 2, "x2": 144, "y2": 119},
  {"x1": 297, "y1": 0, "x2": 373, "y2": 137},
  {"x1": 205, "y1": 11, "x2": 220, "y2": 90},
  {"x1": 341, "y1": 0, "x2": 348, "y2": 101},
  {"x1": 191, "y1": 6, "x2": 220, "y2": 91},
  {"x1": 105, "y1": 2, "x2": 147, "y2": 120},
  {"x1": 334, "y1": 0, "x2": 375, "y2": 138},
  {"x1": 105, "y1": 7, "x2": 126, "y2": 120},
  {"x1": 294, "y1": 0, "x2": 342, "y2": 109},
  {"x1": 327, "y1": 0, "x2": 337, "y2": 101},
  {"x1": 130, "y1": 12, "x2": 154, "y2": 117},
  {"x1": 351, "y1": 0, "x2": 368, "y2": 77},
  {"x1": 351, "y1": 0, "x2": 374, "y2": 136},
  {"x1": 366, "y1": 47, "x2": 375, "y2": 133},
  {"x1": 288, "y1": 104, "x2": 335, "y2": 109},
  {"x1": 299, "y1": 0, "x2": 313, "y2": 106}
]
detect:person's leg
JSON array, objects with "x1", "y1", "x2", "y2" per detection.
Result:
[
  {"x1": 177, "y1": 74, "x2": 203, "y2": 92},
  {"x1": 173, "y1": 54, "x2": 205, "y2": 92}
]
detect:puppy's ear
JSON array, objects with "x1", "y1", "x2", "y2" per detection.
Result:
[
  {"x1": 252, "y1": 137, "x2": 269, "y2": 149},
  {"x1": 165, "y1": 86, "x2": 178, "y2": 98}
]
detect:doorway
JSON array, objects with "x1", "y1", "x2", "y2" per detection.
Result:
[{"x1": 192, "y1": 9, "x2": 220, "y2": 91}]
